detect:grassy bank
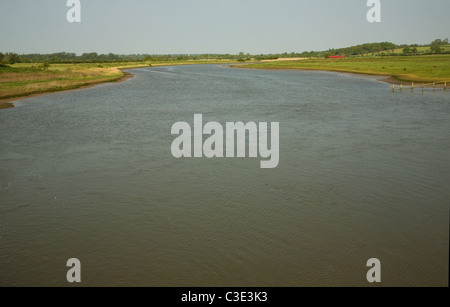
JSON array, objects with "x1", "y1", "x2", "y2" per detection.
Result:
[
  {"x1": 237, "y1": 55, "x2": 450, "y2": 83},
  {"x1": 0, "y1": 59, "x2": 236, "y2": 109},
  {"x1": 0, "y1": 62, "x2": 150, "y2": 108}
]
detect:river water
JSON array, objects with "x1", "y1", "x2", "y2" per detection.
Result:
[{"x1": 0, "y1": 65, "x2": 449, "y2": 286}]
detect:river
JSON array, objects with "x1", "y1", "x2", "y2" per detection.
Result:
[{"x1": 0, "y1": 64, "x2": 448, "y2": 286}]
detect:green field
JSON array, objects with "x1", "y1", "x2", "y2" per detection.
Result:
[
  {"x1": 389, "y1": 45, "x2": 450, "y2": 55},
  {"x1": 360, "y1": 45, "x2": 450, "y2": 56},
  {"x1": 239, "y1": 55, "x2": 450, "y2": 83}
]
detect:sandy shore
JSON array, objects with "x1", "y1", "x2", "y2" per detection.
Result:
[
  {"x1": 0, "y1": 71, "x2": 135, "y2": 110},
  {"x1": 260, "y1": 57, "x2": 308, "y2": 62}
]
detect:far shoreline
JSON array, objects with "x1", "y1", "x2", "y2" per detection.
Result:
[
  {"x1": 230, "y1": 63, "x2": 422, "y2": 86},
  {"x1": 230, "y1": 54, "x2": 450, "y2": 86}
]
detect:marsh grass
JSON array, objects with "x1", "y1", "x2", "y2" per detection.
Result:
[{"x1": 0, "y1": 62, "x2": 152, "y2": 101}]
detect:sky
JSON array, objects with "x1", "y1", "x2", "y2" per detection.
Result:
[{"x1": 1, "y1": 0, "x2": 449, "y2": 55}]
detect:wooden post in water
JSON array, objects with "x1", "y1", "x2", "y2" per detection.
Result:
[
  {"x1": 400, "y1": 84, "x2": 403, "y2": 91},
  {"x1": 433, "y1": 82, "x2": 436, "y2": 92},
  {"x1": 411, "y1": 82, "x2": 414, "y2": 92},
  {"x1": 445, "y1": 82, "x2": 447, "y2": 91}
]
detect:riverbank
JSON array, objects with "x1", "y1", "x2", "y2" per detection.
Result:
[
  {"x1": 233, "y1": 55, "x2": 450, "y2": 85},
  {"x1": 0, "y1": 63, "x2": 149, "y2": 109},
  {"x1": 0, "y1": 70, "x2": 136, "y2": 109}
]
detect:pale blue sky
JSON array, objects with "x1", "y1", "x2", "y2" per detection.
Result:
[{"x1": 1, "y1": 0, "x2": 449, "y2": 54}]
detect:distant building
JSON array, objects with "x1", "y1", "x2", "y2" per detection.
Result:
[{"x1": 329, "y1": 56, "x2": 345, "y2": 59}]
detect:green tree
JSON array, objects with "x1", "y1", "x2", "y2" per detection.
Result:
[
  {"x1": 3, "y1": 52, "x2": 21, "y2": 64},
  {"x1": 431, "y1": 43, "x2": 442, "y2": 54},
  {"x1": 0, "y1": 52, "x2": 4, "y2": 63},
  {"x1": 431, "y1": 38, "x2": 448, "y2": 47},
  {"x1": 403, "y1": 46, "x2": 411, "y2": 54},
  {"x1": 431, "y1": 39, "x2": 442, "y2": 46}
]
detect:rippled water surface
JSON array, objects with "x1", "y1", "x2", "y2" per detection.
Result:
[{"x1": 0, "y1": 65, "x2": 449, "y2": 286}]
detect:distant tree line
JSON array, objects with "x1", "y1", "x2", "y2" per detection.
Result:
[
  {"x1": 326, "y1": 42, "x2": 400, "y2": 57},
  {"x1": 0, "y1": 52, "x2": 258, "y2": 64},
  {"x1": 1, "y1": 39, "x2": 449, "y2": 65}
]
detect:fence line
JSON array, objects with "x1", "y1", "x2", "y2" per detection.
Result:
[{"x1": 391, "y1": 81, "x2": 447, "y2": 92}]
